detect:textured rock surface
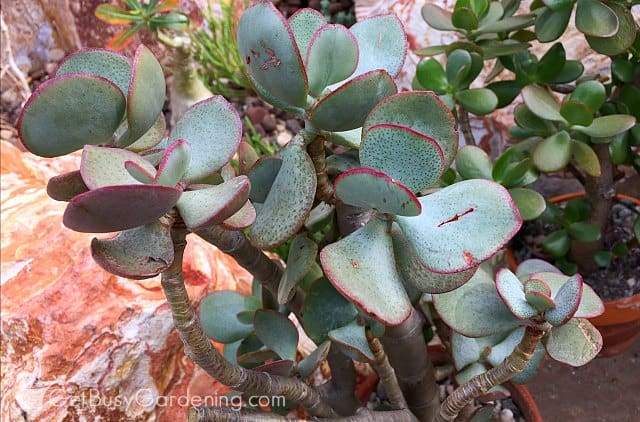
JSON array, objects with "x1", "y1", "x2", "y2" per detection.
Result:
[{"x1": 0, "y1": 140, "x2": 252, "y2": 420}]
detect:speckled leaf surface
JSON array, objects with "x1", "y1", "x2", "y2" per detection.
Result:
[
  {"x1": 125, "y1": 113, "x2": 166, "y2": 152},
  {"x1": 124, "y1": 46, "x2": 166, "y2": 146},
  {"x1": 125, "y1": 161, "x2": 154, "y2": 184},
  {"x1": 296, "y1": 341, "x2": 331, "y2": 377},
  {"x1": 221, "y1": 201, "x2": 256, "y2": 231},
  {"x1": 433, "y1": 268, "x2": 521, "y2": 337},
  {"x1": 288, "y1": 8, "x2": 326, "y2": 59},
  {"x1": 486, "y1": 327, "x2": 546, "y2": 384},
  {"x1": 177, "y1": 176, "x2": 250, "y2": 230},
  {"x1": 545, "y1": 275, "x2": 583, "y2": 326},
  {"x1": 170, "y1": 96, "x2": 242, "y2": 182},
  {"x1": 322, "y1": 128, "x2": 362, "y2": 149},
  {"x1": 309, "y1": 70, "x2": 396, "y2": 132},
  {"x1": 509, "y1": 188, "x2": 546, "y2": 221},
  {"x1": 544, "y1": 318, "x2": 602, "y2": 366},
  {"x1": 531, "y1": 272, "x2": 604, "y2": 318},
  {"x1": 306, "y1": 25, "x2": 358, "y2": 97},
  {"x1": 237, "y1": 1, "x2": 308, "y2": 108},
  {"x1": 279, "y1": 233, "x2": 318, "y2": 304},
  {"x1": 248, "y1": 157, "x2": 283, "y2": 203},
  {"x1": 396, "y1": 180, "x2": 522, "y2": 273},
  {"x1": 19, "y1": 74, "x2": 125, "y2": 157},
  {"x1": 391, "y1": 225, "x2": 476, "y2": 293},
  {"x1": 154, "y1": 140, "x2": 191, "y2": 187},
  {"x1": 200, "y1": 291, "x2": 253, "y2": 343},
  {"x1": 46, "y1": 171, "x2": 89, "y2": 202},
  {"x1": 335, "y1": 168, "x2": 421, "y2": 216},
  {"x1": 349, "y1": 14, "x2": 407, "y2": 79},
  {"x1": 451, "y1": 332, "x2": 481, "y2": 370},
  {"x1": 515, "y1": 259, "x2": 562, "y2": 279},
  {"x1": 63, "y1": 184, "x2": 181, "y2": 233},
  {"x1": 496, "y1": 268, "x2": 539, "y2": 319},
  {"x1": 254, "y1": 310, "x2": 299, "y2": 361},
  {"x1": 302, "y1": 278, "x2": 358, "y2": 344},
  {"x1": 363, "y1": 92, "x2": 458, "y2": 167},
  {"x1": 56, "y1": 48, "x2": 132, "y2": 95},
  {"x1": 360, "y1": 124, "x2": 445, "y2": 192},
  {"x1": 456, "y1": 146, "x2": 493, "y2": 180},
  {"x1": 328, "y1": 321, "x2": 374, "y2": 361},
  {"x1": 250, "y1": 145, "x2": 316, "y2": 249},
  {"x1": 91, "y1": 221, "x2": 173, "y2": 279},
  {"x1": 80, "y1": 145, "x2": 156, "y2": 189},
  {"x1": 320, "y1": 218, "x2": 412, "y2": 325}
]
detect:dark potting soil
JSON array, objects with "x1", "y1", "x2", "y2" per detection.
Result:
[{"x1": 511, "y1": 199, "x2": 640, "y2": 301}]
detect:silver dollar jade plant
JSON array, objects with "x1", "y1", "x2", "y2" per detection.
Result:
[{"x1": 18, "y1": 1, "x2": 605, "y2": 421}]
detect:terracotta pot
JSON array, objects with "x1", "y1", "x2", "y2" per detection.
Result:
[
  {"x1": 510, "y1": 191, "x2": 640, "y2": 357},
  {"x1": 427, "y1": 345, "x2": 543, "y2": 422}
]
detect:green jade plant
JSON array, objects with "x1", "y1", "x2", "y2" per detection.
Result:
[{"x1": 18, "y1": 2, "x2": 605, "y2": 421}]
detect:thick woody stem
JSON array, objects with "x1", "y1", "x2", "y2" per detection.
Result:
[
  {"x1": 366, "y1": 332, "x2": 409, "y2": 411},
  {"x1": 435, "y1": 326, "x2": 546, "y2": 422},
  {"x1": 456, "y1": 106, "x2": 475, "y2": 146},
  {"x1": 381, "y1": 309, "x2": 439, "y2": 422},
  {"x1": 189, "y1": 406, "x2": 417, "y2": 422},
  {"x1": 319, "y1": 348, "x2": 361, "y2": 416},
  {"x1": 195, "y1": 225, "x2": 305, "y2": 315},
  {"x1": 308, "y1": 134, "x2": 336, "y2": 204},
  {"x1": 162, "y1": 227, "x2": 336, "y2": 418}
]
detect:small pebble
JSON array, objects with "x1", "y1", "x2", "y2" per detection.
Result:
[
  {"x1": 45, "y1": 62, "x2": 57, "y2": 75},
  {"x1": 48, "y1": 48, "x2": 65, "y2": 62},
  {"x1": 500, "y1": 408, "x2": 515, "y2": 422},
  {"x1": 261, "y1": 114, "x2": 277, "y2": 132},
  {"x1": 286, "y1": 118, "x2": 302, "y2": 133},
  {"x1": 277, "y1": 131, "x2": 292, "y2": 146},
  {"x1": 627, "y1": 278, "x2": 636, "y2": 288}
]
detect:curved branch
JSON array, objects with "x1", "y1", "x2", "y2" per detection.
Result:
[
  {"x1": 435, "y1": 326, "x2": 546, "y2": 422},
  {"x1": 366, "y1": 332, "x2": 409, "y2": 412},
  {"x1": 162, "y1": 226, "x2": 336, "y2": 418},
  {"x1": 189, "y1": 406, "x2": 417, "y2": 422},
  {"x1": 456, "y1": 106, "x2": 476, "y2": 146},
  {"x1": 307, "y1": 134, "x2": 335, "y2": 204}
]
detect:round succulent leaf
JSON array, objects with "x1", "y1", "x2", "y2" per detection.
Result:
[
  {"x1": 568, "y1": 222, "x2": 601, "y2": 242},
  {"x1": 334, "y1": 168, "x2": 421, "y2": 216},
  {"x1": 154, "y1": 140, "x2": 191, "y2": 187},
  {"x1": 237, "y1": 1, "x2": 308, "y2": 108},
  {"x1": 248, "y1": 157, "x2": 283, "y2": 203},
  {"x1": 535, "y1": 7, "x2": 571, "y2": 43},
  {"x1": 575, "y1": 0, "x2": 618, "y2": 37},
  {"x1": 446, "y1": 49, "x2": 473, "y2": 88},
  {"x1": 320, "y1": 218, "x2": 412, "y2": 325},
  {"x1": 433, "y1": 268, "x2": 521, "y2": 337},
  {"x1": 573, "y1": 115, "x2": 636, "y2": 138},
  {"x1": 530, "y1": 272, "x2": 604, "y2": 318},
  {"x1": 80, "y1": 145, "x2": 157, "y2": 189},
  {"x1": 479, "y1": 1, "x2": 503, "y2": 24},
  {"x1": 56, "y1": 48, "x2": 132, "y2": 95},
  {"x1": 526, "y1": 290, "x2": 556, "y2": 311},
  {"x1": 328, "y1": 321, "x2": 374, "y2": 361},
  {"x1": 170, "y1": 96, "x2": 242, "y2": 182},
  {"x1": 521, "y1": 85, "x2": 566, "y2": 123},
  {"x1": 200, "y1": 291, "x2": 254, "y2": 343},
  {"x1": 533, "y1": 130, "x2": 571, "y2": 172},
  {"x1": 251, "y1": 145, "x2": 316, "y2": 249},
  {"x1": 363, "y1": 92, "x2": 458, "y2": 167},
  {"x1": 535, "y1": 43, "x2": 566, "y2": 83},
  {"x1": 452, "y1": 7, "x2": 478, "y2": 31},
  {"x1": 309, "y1": 70, "x2": 396, "y2": 132},
  {"x1": 416, "y1": 58, "x2": 449, "y2": 94},
  {"x1": 221, "y1": 201, "x2": 257, "y2": 231},
  {"x1": 288, "y1": 8, "x2": 326, "y2": 59},
  {"x1": 509, "y1": 188, "x2": 546, "y2": 221},
  {"x1": 524, "y1": 278, "x2": 553, "y2": 297},
  {"x1": 481, "y1": 40, "x2": 531, "y2": 59},
  {"x1": 360, "y1": 124, "x2": 446, "y2": 192},
  {"x1": 125, "y1": 161, "x2": 154, "y2": 184},
  {"x1": 177, "y1": 176, "x2": 250, "y2": 230},
  {"x1": 253, "y1": 309, "x2": 299, "y2": 361},
  {"x1": 296, "y1": 341, "x2": 331, "y2": 377},
  {"x1": 123, "y1": 45, "x2": 166, "y2": 147},
  {"x1": 542, "y1": 230, "x2": 571, "y2": 257},
  {"x1": 348, "y1": 14, "x2": 407, "y2": 79},
  {"x1": 278, "y1": 234, "x2": 318, "y2": 304},
  {"x1": 571, "y1": 139, "x2": 601, "y2": 177},
  {"x1": 542, "y1": 0, "x2": 575, "y2": 11},
  {"x1": 421, "y1": 4, "x2": 456, "y2": 31},
  {"x1": 305, "y1": 201, "x2": 335, "y2": 232},
  {"x1": 545, "y1": 274, "x2": 583, "y2": 326},
  {"x1": 585, "y1": 3, "x2": 637, "y2": 56},
  {"x1": 512, "y1": 342, "x2": 546, "y2": 384},
  {"x1": 125, "y1": 113, "x2": 166, "y2": 152},
  {"x1": 18, "y1": 74, "x2": 125, "y2": 158},
  {"x1": 544, "y1": 318, "x2": 602, "y2": 366},
  {"x1": 486, "y1": 327, "x2": 525, "y2": 367},
  {"x1": 455, "y1": 146, "x2": 493, "y2": 180},
  {"x1": 396, "y1": 179, "x2": 522, "y2": 273},
  {"x1": 571, "y1": 80, "x2": 606, "y2": 113},
  {"x1": 496, "y1": 268, "x2": 539, "y2": 319},
  {"x1": 141, "y1": 147, "x2": 166, "y2": 167},
  {"x1": 609, "y1": 134, "x2": 630, "y2": 165},
  {"x1": 513, "y1": 104, "x2": 554, "y2": 136},
  {"x1": 560, "y1": 100, "x2": 593, "y2": 127},
  {"x1": 302, "y1": 278, "x2": 359, "y2": 344},
  {"x1": 306, "y1": 25, "x2": 358, "y2": 97},
  {"x1": 476, "y1": 14, "x2": 536, "y2": 34},
  {"x1": 91, "y1": 221, "x2": 173, "y2": 279},
  {"x1": 456, "y1": 88, "x2": 498, "y2": 115},
  {"x1": 451, "y1": 331, "x2": 481, "y2": 370},
  {"x1": 47, "y1": 170, "x2": 89, "y2": 202},
  {"x1": 516, "y1": 259, "x2": 563, "y2": 279},
  {"x1": 391, "y1": 224, "x2": 477, "y2": 294},
  {"x1": 547, "y1": 60, "x2": 584, "y2": 85},
  {"x1": 63, "y1": 184, "x2": 181, "y2": 233},
  {"x1": 321, "y1": 128, "x2": 362, "y2": 149}
]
